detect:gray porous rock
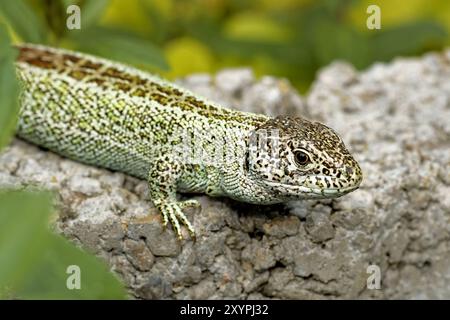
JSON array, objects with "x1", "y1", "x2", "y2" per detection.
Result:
[{"x1": 1, "y1": 50, "x2": 450, "y2": 299}]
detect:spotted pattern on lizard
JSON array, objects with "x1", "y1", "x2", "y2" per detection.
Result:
[{"x1": 15, "y1": 44, "x2": 363, "y2": 240}]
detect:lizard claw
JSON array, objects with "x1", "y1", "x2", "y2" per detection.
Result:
[{"x1": 157, "y1": 200, "x2": 198, "y2": 241}]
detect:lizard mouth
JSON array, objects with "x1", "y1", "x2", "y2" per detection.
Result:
[{"x1": 263, "y1": 179, "x2": 361, "y2": 198}]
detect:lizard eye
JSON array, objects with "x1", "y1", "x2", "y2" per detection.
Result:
[{"x1": 294, "y1": 150, "x2": 311, "y2": 166}]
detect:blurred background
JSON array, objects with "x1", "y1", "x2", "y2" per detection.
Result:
[
  {"x1": 0, "y1": 0, "x2": 449, "y2": 299},
  {"x1": 2, "y1": 0, "x2": 449, "y2": 92}
]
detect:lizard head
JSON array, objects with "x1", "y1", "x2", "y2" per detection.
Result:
[{"x1": 247, "y1": 116, "x2": 362, "y2": 201}]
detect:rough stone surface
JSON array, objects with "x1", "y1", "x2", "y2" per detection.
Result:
[{"x1": 1, "y1": 50, "x2": 450, "y2": 299}]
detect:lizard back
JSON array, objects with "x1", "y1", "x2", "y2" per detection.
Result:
[{"x1": 15, "y1": 44, "x2": 269, "y2": 179}]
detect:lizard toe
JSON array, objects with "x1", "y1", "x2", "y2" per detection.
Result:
[
  {"x1": 179, "y1": 199, "x2": 200, "y2": 209},
  {"x1": 157, "y1": 201, "x2": 196, "y2": 241},
  {"x1": 173, "y1": 204, "x2": 196, "y2": 240}
]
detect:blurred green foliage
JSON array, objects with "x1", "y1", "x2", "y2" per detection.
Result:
[
  {"x1": 0, "y1": 190, "x2": 127, "y2": 299},
  {"x1": 0, "y1": 22, "x2": 126, "y2": 299},
  {"x1": 0, "y1": 24, "x2": 19, "y2": 150},
  {"x1": 1, "y1": 0, "x2": 449, "y2": 91},
  {"x1": 0, "y1": 0, "x2": 448, "y2": 300}
]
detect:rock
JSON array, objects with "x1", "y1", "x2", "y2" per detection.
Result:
[
  {"x1": 262, "y1": 216, "x2": 300, "y2": 238},
  {"x1": 304, "y1": 209, "x2": 335, "y2": 243},
  {"x1": 123, "y1": 239, "x2": 155, "y2": 271},
  {"x1": 75, "y1": 194, "x2": 115, "y2": 224},
  {"x1": 135, "y1": 275, "x2": 172, "y2": 299},
  {"x1": 67, "y1": 176, "x2": 102, "y2": 196},
  {"x1": 240, "y1": 75, "x2": 306, "y2": 117},
  {"x1": 215, "y1": 68, "x2": 254, "y2": 95},
  {"x1": 127, "y1": 221, "x2": 181, "y2": 257},
  {"x1": 99, "y1": 172, "x2": 125, "y2": 189},
  {"x1": 0, "y1": 172, "x2": 21, "y2": 188},
  {"x1": 241, "y1": 240, "x2": 276, "y2": 272},
  {"x1": 293, "y1": 251, "x2": 340, "y2": 283},
  {"x1": 1, "y1": 49, "x2": 450, "y2": 299},
  {"x1": 179, "y1": 278, "x2": 216, "y2": 299}
]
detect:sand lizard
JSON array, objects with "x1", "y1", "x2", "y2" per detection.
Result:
[{"x1": 14, "y1": 44, "x2": 363, "y2": 240}]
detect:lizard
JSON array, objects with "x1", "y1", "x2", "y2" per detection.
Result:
[{"x1": 14, "y1": 43, "x2": 363, "y2": 240}]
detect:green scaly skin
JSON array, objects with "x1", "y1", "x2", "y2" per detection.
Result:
[{"x1": 15, "y1": 44, "x2": 363, "y2": 240}]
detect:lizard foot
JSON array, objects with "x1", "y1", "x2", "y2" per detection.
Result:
[{"x1": 158, "y1": 199, "x2": 200, "y2": 240}]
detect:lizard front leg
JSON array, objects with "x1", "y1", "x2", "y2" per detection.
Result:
[{"x1": 148, "y1": 155, "x2": 200, "y2": 240}]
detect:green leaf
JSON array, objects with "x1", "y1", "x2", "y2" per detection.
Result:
[
  {"x1": 0, "y1": 24, "x2": 19, "y2": 151},
  {"x1": 311, "y1": 20, "x2": 370, "y2": 69},
  {"x1": 18, "y1": 233, "x2": 127, "y2": 299},
  {"x1": 60, "y1": 0, "x2": 75, "y2": 9},
  {"x1": 0, "y1": 191, "x2": 52, "y2": 293},
  {"x1": 70, "y1": 27, "x2": 169, "y2": 70},
  {"x1": 223, "y1": 11, "x2": 292, "y2": 43},
  {"x1": 140, "y1": 0, "x2": 169, "y2": 44},
  {"x1": 81, "y1": 0, "x2": 109, "y2": 30},
  {"x1": 43, "y1": 0, "x2": 67, "y2": 40},
  {"x1": 0, "y1": 190, "x2": 127, "y2": 299},
  {"x1": 370, "y1": 21, "x2": 447, "y2": 62},
  {"x1": 0, "y1": 0, "x2": 47, "y2": 43}
]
